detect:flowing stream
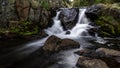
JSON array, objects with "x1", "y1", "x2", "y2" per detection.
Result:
[
  {"x1": 45, "y1": 9, "x2": 92, "y2": 39},
  {"x1": 44, "y1": 8, "x2": 94, "y2": 68},
  {"x1": 0, "y1": 8, "x2": 107, "y2": 68}
]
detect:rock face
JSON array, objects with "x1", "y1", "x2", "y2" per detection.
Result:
[
  {"x1": 42, "y1": 35, "x2": 80, "y2": 52},
  {"x1": 76, "y1": 56, "x2": 109, "y2": 68},
  {"x1": 0, "y1": 0, "x2": 17, "y2": 27},
  {"x1": 0, "y1": 0, "x2": 66, "y2": 29},
  {"x1": 15, "y1": 0, "x2": 30, "y2": 21},
  {"x1": 85, "y1": 4, "x2": 104, "y2": 21},
  {"x1": 59, "y1": 8, "x2": 79, "y2": 30}
]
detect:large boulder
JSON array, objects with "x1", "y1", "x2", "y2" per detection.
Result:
[
  {"x1": 85, "y1": 4, "x2": 104, "y2": 21},
  {"x1": 42, "y1": 35, "x2": 80, "y2": 52},
  {"x1": 75, "y1": 48, "x2": 120, "y2": 58},
  {"x1": 58, "y1": 38, "x2": 80, "y2": 50},
  {"x1": 75, "y1": 49, "x2": 105, "y2": 58},
  {"x1": 75, "y1": 48, "x2": 120, "y2": 68},
  {"x1": 59, "y1": 8, "x2": 79, "y2": 30},
  {"x1": 96, "y1": 48, "x2": 120, "y2": 57},
  {"x1": 42, "y1": 35, "x2": 61, "y2": 52},
  {"x1": 76, "y1": 56, "x2": 109, "y2": 68}
]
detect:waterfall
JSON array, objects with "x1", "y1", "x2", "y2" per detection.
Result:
[
  {"x1": 45, "y1": 11, "x2": 64, "y2": 35},
  {"x1": 45, "y1": 8, "x2": 93, "y2": 39},
  {"x1": 44, "y1": 8, "x2": 94, "y2": 68},
  {"x1": 0, "y1": 8, "x2": 107, "y2": 68}
]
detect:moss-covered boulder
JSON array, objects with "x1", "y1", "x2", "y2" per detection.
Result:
[{"x1": 86, "y1": 4, "x2": 120, "y2": 37}]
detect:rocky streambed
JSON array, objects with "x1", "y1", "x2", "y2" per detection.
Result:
[{"x1": 0, "y1": 35, "x2": 120, "y2": 68}]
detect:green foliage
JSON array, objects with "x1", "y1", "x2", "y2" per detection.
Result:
[
  {"x1": 9, "y1": 21, "x2": 39, "y2": 36},
  {"x1": 101, "y1": 31, "x2": 112, "y2": 37},
  {"x1": 40, "y1": 0, "x2": 50, "y2": 10},
  {"x1": 95, "y1": 16, "x2": 120, "y2": 37},
  {"x1": 95, "y1": 0, "x2": 113, "y2": 3},
  {"x1": 30, "y1": 0, "x2": 50, "y2": 10},
  {"x1": 69, "y1": 0, "x2": 120, "y2": 7}
]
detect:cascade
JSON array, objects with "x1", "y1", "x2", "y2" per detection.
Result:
[
  {"x1": 0, "y1": 7, "x2": 108, "y2": 68},
  {"x1": 44, "y1": 8, "x2": 94, "y2": 68},
  {"x1": 45, "y1": 8, "x2": 93, "y2": 39}
]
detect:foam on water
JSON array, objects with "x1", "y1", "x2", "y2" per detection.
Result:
[
  {"x1": 44, "y1": 8, "x2": 93, "y2": 68},
  {"x1": 45, "y1": 9, "x2": 93, "y2": 40}
]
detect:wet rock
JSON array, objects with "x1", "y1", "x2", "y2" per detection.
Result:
[
  {"x1": 15, "y1": 0, "x2": 30, "y2": 21},
  {"x1": 42, "y1": 35, "x2": 80, "y2": 52},
  {"x1": 39, "y1": 30, "x2": 48, "y2": 38},
  {"x1": 87, "y1": 27, "x2": 99, "y2": 36},
  {"x1": 76, "y1": 56, "x2": 109, "y2": 68},
  {"x1": 75, "y1": 49, "x2": 120, "y2": 68},
  {"x1": 42, "y1": 35, "x2": 61, "y2": 52},
  {"x1": 75, "y1": 48, "x2": 120, "y2": 58},
  {"x1": 96, "y1": 48, "x2": 120, "y2": 57},
  {"x1": 75, "y1": 49, "x2": 105, "y2": 58},
  {"x1": 59, "y1": 8, "x2": 79, "y2": 30},
  {"x1": 58, "y1": 38, "x2": 80, "y2": 50},
  {"x1": 65, "y1": 31, "x2": 71, "y2": 34},
  {"x1": 85, "y1": 4, "x2": 104, "y2": 21},
  {"x1": 100, "y1": 57, "x2": 120, "y2": 68}
]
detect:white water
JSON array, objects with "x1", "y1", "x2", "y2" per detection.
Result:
[
  {"x1": 45, "y1": 9, "x2": 93, "y2": 40},
  {"x1": 10, "y1": 9, "x2": 91, "y2": 68},
  {"x1": 45, "y1": 8, "x2": 93, "y2": 68},
  {"x1": 10, "y1": 9, "x2": 91, "y2": 57},
  {"x1": 0, "y1": 8, "x2": 107, "y2": 67}
]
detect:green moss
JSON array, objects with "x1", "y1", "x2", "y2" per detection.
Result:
[
  {"x1": 95, "y1": 16, "x2": 120, "y2": 37},
  {"x1": 101, "y1": 31, "x2": 113, "y2": 37},
  {"x1": 9, "y1": 21, "x2": 39, "y2": 36},
  {"x1": 70, "y1": 0, "x2": 115, "y2": 7},
  {"x1": 40, "y1": 0, "x2": 50, "y2": 9},
  {"x1": 95, "y1": 3, "x2": 120, "y2": 37}
]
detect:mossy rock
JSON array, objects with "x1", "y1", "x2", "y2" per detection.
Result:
[
  {"x1": 95, "y1": 16, "x2": 120, "y2": 37},
  {"x1": 9, "y1": 21, "x2": 39, "y2": 36}
]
